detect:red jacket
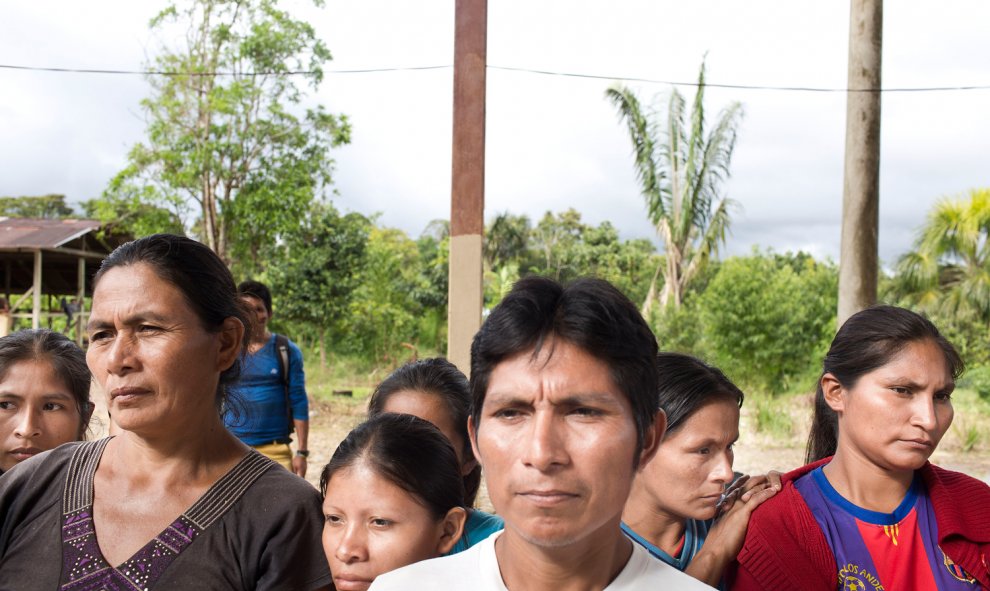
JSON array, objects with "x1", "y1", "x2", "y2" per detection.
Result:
[{"x1": 728, "y1": 458, "x2": 990, "y2": 590}]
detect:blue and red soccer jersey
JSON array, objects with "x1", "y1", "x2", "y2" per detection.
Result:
[{"x1": 795, "y1": 466, "x2": 979, "y2": 590}]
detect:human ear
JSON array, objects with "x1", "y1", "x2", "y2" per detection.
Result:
[
  {"x1": 467, "y1": 416, "x2": 482, "y2": 465},
  {"x1": 460, "y1": 456, "x2": 480, "y2": 477},
  {"x1": 217, "y1": 317, "x2": 245, "y2": 372},
  {"x1": 821, "y1": 373, "x2": 845, "y2": 414},
  {"x1": 637, "y1": 409, "x2": 667, "y2": 468},
  {"x1": 435, "y1": 507, "x2": 468, "y2": 555}
]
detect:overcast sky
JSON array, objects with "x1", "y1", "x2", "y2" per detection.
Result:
[{"x1": 1, "y1": 1, "x2": 988, "y2": 265}]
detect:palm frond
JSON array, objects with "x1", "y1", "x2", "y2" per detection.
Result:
[{"x1": 606, "y1": 85, "x2": 665, "y2": 224}]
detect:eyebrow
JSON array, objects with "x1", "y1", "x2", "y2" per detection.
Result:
[
  {"x1": 0, "y1": 391, "x2": 74, "y2": 401},
  {"x1": 87, "y1": 311, "x2": 172, "y2": 333},
  {"x1": 485, "y1": 391, "x2": 623, "y2": 408},
  {"x1": 883, "y1": 376, "x2": 952, "y2": 391}
]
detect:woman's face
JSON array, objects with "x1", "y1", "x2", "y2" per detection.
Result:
[
  {"x1": 0, "y1": 359, "x2": 83, "y2": 471},
  {"x1": 380, "y1": 390, "x2": 471, "y2": 472},
  {"x1": 86, "y1": 263, "x2": 240, "y2": 436},
  {"x1": 827, "y1": 338, "x2": 954, "y2": 473},
  {"x1": 636, "y1": 399, "x2": 739, "y2": 521},
  {"x1": 322, "y1": 461, "x2": 450, "y2": 591}
]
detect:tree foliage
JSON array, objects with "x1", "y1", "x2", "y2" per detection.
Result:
[
  {"x1": 887, "y1": 188, "x2": 990, "y2": 364},
  {"x1": 607, "y1": 61, "x2": 743, "y2": 314},
  {"x1": 97, "y1": 0, "x2": 349, "y2": 268},
  {"x1": 267, "y1": 202, "x2": 370, "y2": 366},
  {"x1": 0, "y1": 194, "x2": 76, "y2": 219},
  {"x1": 482, "y1": 208, "x2": 658, "y2": 310},
  {"x1": 697, "y1": 251, "x2": 837, "y2": 394}
]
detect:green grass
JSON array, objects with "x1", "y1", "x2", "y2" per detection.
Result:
[
  {"x1": 945, "y1": 388, "x2": 990, "y2": 453},
  {"x1": 303, "y1": 353, "x2": 381, "y2": 402},
  {"x1": 751, "y1": 395, "x2": 795, "y2": 439}
]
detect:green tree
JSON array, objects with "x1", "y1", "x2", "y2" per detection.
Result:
[
  {"x1": 607, "y1": 62, "x2": 743, "y2": 315},
  {"x1": 485, "y1": 212, "x2": 532, "y2": 270},
  {"x1": 267, "y1": 203, "x2": 370, "y2": 368},
  {"x1": 888, "y1": 188, "x2": 990, "y2": 364},
  {"x1": 700, "y1": 250, "x2": 837, "y2": 394},
  {"x1": 412, "y1": 220, "x2": 451, "y2": 353},
  {"x1": 0, "y1": 194, "x2": 76, "y2": 219},
  {"x1": 530, "y1": 209, "x2": 587, "y2": 281},
  {"x1": 345, "y1": 226, "x2": 423, "y2": 365},
  {"x1": 98, "y1": 0, "x2": 349, "y2": 267},
  {"x1": 83, "y1": 195, "x2": 185, "y2": 238}
]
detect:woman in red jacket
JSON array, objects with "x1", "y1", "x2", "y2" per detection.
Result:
[{"x1": 730, "y1": 305, "x2": 990, "y2": 591}]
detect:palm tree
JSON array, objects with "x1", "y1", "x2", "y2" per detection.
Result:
[
  {"x1": 606, "y1": 62, "x2": 743, "y2": 316},
  {"x1": 892, "y1": 188, "x2": 990, "y2": 321}
]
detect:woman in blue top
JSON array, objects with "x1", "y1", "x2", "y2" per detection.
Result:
[
  {"x1": 622, "y1": 353, "x2": 779, "y2": 588},
  {"x1": 367, "y1": 358, "x2": 503, "y2": 553}
]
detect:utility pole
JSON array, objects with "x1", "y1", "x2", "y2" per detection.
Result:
[
  {"x1": 837, "y1": 0, "x2": 882, "y2": 325},
  {"x1": 447, "y1": 0, "x2": 487, "y2": 375}
]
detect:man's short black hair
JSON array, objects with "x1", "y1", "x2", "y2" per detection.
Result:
[
  {"x1": 238, "y1": 280, "x2": 273, "y2": 315},
  {"x1": 470, "y1": 276, "x2": 660, "y2": 455}
]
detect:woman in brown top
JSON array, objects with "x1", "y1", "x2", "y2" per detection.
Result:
[{"x1": 0, "y1": 234, "x2": 331, "y2": 590}]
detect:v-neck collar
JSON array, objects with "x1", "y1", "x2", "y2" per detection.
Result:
[{"x1": 59, "y1": 438, "x2": 274, "y2": 590}]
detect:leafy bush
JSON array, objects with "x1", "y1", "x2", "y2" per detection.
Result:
[
  {"x1": 960, "y1": 365, "x2": 990, "y2": 401},
  {"x1": 699, "y1": 250, "x2": 837, "y2": 394}
]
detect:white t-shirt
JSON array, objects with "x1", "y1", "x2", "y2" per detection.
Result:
[{"x1": 369, "y1": 531, "x2": 714, "y2": 590}]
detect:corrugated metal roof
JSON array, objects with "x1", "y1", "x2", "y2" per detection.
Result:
[{"x1": 0, "y1": 217, "x2": 102, "y2": 249}]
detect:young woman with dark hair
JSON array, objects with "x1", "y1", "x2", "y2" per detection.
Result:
[
  {"x1": 622, "y1": 353, "x2": 779, "y2": 588},
  {"x1": 0, "y1": 329, "x2": 93, "y2": 475},
  {"x1": 367, "y1": 358, "x2": 503, "y2": 552},
  {"x1": 730, "y1": 305, "x2": 990, "y2": 590},
  {"x1": 320, "y1": 413, "x2": 467, "y2": 591}
]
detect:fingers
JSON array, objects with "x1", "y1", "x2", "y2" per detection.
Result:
[
  {"x1": 739, "y1": 471, "x2": 783, "y2": 502},
  {"x1": 715, "y1": 486, "x2": 743, "y2": 517}
]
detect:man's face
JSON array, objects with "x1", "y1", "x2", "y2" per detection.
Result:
[
  {"x1": 241, "y1": 295, "x2": 270, "y2": 335},
  {"x1": 470, "y1": 340, "x2": 656, "y2": 548}
]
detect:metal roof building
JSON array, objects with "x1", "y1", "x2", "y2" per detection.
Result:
[{"x1": 0, "y1": 217, "x2": 130, "y2": 343}]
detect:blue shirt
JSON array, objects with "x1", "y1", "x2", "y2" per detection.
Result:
[
  {"x1": 224, "y1": 334, "x2": 308, "y2": 446},
  {"x1": 448, "y1": 510, "x2": 504, "y2": 555},
  {"x1": 621, "y1": 518, "x2": 711, "y2": 571}
]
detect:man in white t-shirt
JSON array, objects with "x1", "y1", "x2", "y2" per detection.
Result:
[{"x1": 371, "y1": 278, "x2": 712, "y2": 590}]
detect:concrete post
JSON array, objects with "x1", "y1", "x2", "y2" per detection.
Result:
[
  {"x1": 447, "y1": 0, "x2": 487, "y2": 376},
  {"x1": 838, "y1": 0, "x2": 882, "y2": 325}
]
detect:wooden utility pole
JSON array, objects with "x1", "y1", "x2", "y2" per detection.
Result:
[
  {"x1": 838, "y1": 0, "x2": 882, "y2": 325},
  {"x1": 447, "y1": 0, "x2": 487, "y2": 375}
]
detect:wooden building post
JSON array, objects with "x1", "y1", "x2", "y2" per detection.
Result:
[
  {"x1": 32, "y1": 250, "x2": 42, "y2": 329},
  {"x1": 447, "y1": 0, "x2": 487, "y2": 375}
]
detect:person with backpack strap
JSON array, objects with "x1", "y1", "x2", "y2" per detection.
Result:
[{"x1": 223, "y1": 280, "x2": 312, "y2": 477}]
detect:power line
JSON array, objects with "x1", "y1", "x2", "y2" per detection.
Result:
[
  {"x1": 488, "y1": 65, "x2": 990, "y2": 93},
  {"x1": 0, "y1": 63, "x2": 451, "y2": 76},
  {"x1": 2, "y1": 61, "x2": 989, "y2": 93}
]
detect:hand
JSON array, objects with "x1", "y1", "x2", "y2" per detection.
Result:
[
  {"x1": 716, "y1": 471, "x2": 782, "y2": 516},
  {"x1": 712, "y1": 472, "x2": 781, "y2": 558},
  {"x1": 292, "y1": 454, "x2": 307, "y2": 478},
  {"x1": 687, "y1": 472, "x2": 781, "y2": 586}
]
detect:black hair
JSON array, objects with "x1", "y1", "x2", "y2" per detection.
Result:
[
  {"x1": 94, "y1": 234, "x2": 251, "y2": 408},
  {"x1": 368, "y1": 358, "x2": 482, "y2": 506},
  {"x1": 471, "y1": 276, "x2": 659, "y2": 457},
  {"x1": 0, "y1": 329, "x2": 93, "y2": 439},
  {"x1": 805, "y1": 305, "x2": 964, "y2": 463},
  {"x1": 320, "y1": 413, "x2": 465, "y2": 520},
  {"x1": 238, "y1": 280, "x2": 273, "y2": 315},
  {"x1": 657, "y1": 352, "x2": 744, "y2": 436}
]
